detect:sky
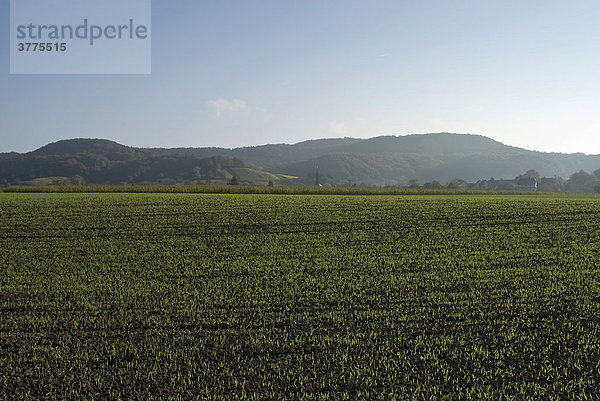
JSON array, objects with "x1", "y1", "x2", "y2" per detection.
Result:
[{"x1": 2, "y1": 0, "x2": 600, "y2": 154}]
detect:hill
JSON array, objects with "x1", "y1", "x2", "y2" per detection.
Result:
[
  {"x1": 30, "y1": 138, "x2": 135, "y2": 157},
  {"x1": 0, "y1": 139, "x2": 290, "y2": 186},
  {"x1": 147, "y1": 133, "x2": 600, "y2": 185},
  {"x1": 3, "y1": 134, "x2": 600, "y2": 187}
]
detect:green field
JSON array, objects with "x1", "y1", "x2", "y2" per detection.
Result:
[{"x1": 1, "y1": 193, "x2": 600, "y2": 400}]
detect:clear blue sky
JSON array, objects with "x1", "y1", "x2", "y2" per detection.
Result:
[{"x1": 2, "y1": 0, "x2": 600, "y2": 153}]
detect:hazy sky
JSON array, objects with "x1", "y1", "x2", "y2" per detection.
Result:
[{"x1": 2, "y1": 0, "x2": 600, "y2": 153}]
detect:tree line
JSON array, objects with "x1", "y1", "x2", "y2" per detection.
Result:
[{"x1": 414, "y1": 169, "x2": 600, "y2": 193}]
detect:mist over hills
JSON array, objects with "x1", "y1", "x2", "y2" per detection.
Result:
[{"x1": 2, "y1": 133, "x2": 600, "y2": 187}]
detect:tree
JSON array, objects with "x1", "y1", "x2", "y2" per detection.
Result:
[
  {"x1": 446, "y1": 179, "x2": 466, "y2": 189},
  {"x1": 566, "y1": 170, "x2": 597, "y2": 192},
  {"x1": 268, "y1": 180, "x2": 274, "y2": 187},
  {"x1": 520, "y1": 169, "x2": 541, "y2": 182},
  {"x1": 229, "y1": 176, "x2": 239, "y2": 185},
  {"x1": 538, "y1": 176, "x2": 565, "y2": 192},
  {"x1": 408, "y1": 179, "x2": 419, "y2": 188},
  {"x1": 68, "y1": 175, "x2": 85, "y2": 186},
  {"x1": 423, "y1": 181, "x2": 442, "y2": 189},
  {"x1": 430, "y1": 180, "x2": 442, "y2": 189},
  {"x1": 193, "y1": 167, "x2": 202, "y2": 180}
]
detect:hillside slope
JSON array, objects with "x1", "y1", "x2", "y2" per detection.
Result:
[
  {"x1": 0, "y1": 139, "x2": 284, "y2": 186},
  {"x1": 3, "y1": 134, "x2": 600, "y2": 186}
]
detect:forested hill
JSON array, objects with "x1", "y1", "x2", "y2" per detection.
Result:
[
  {"x1": 0, "y1": 139, "x2": 290, "y2": 186},
  {"x1": 145, "y1": 133, "x2": 600, "y2": 185},
  {"x1": 3, "y1": 134, "x2": 600, "y2": 186}
]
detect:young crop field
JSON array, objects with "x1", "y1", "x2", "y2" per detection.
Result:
[{"x1": 1, "y1": 193, "x2": 600, "y2": 400}]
